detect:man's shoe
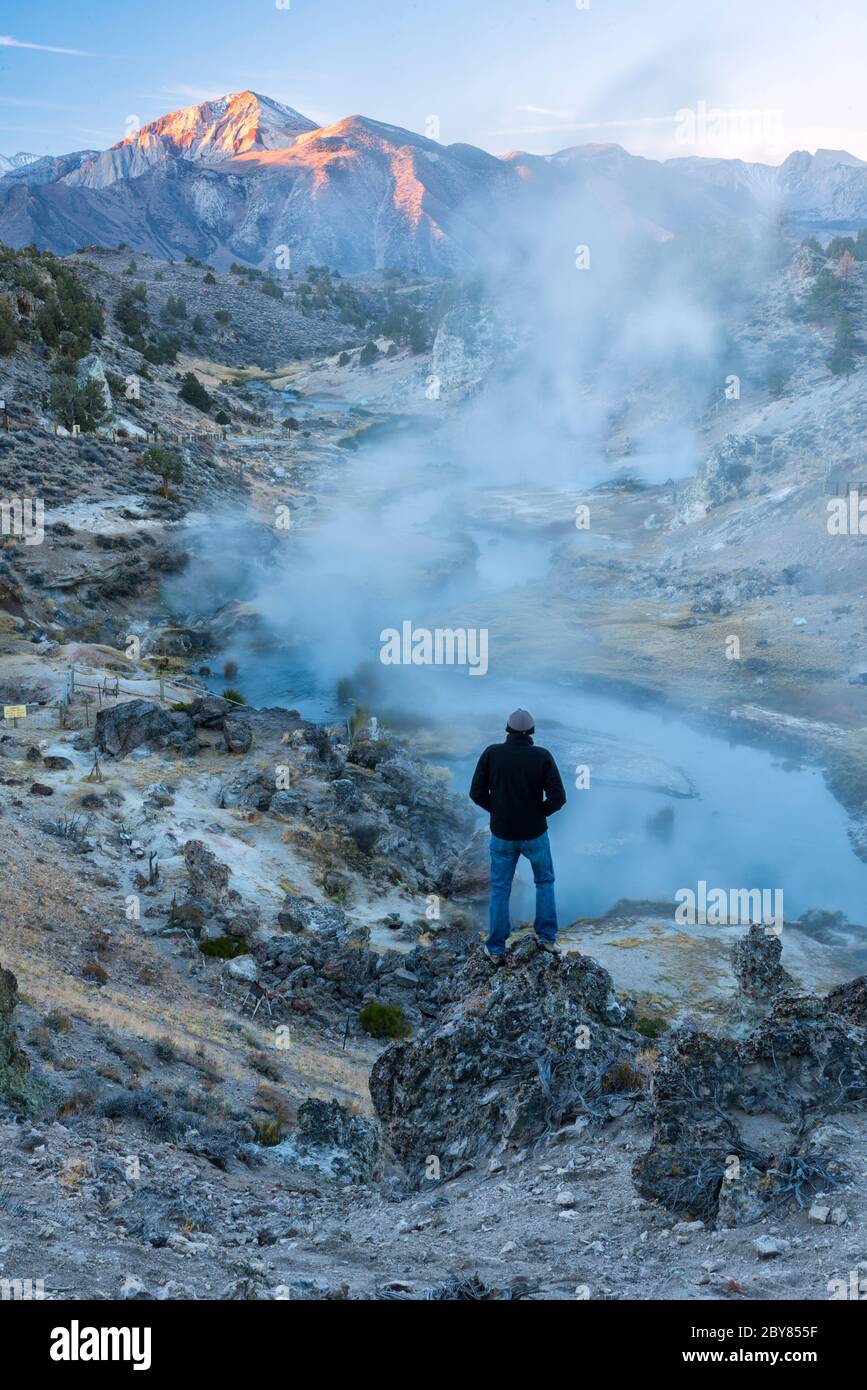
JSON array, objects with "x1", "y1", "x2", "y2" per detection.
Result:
[
  {"x1": 483, "y1": 947, "x2": 506, "y2": 966},
  {"x1": 534, "y1": 935, "x2": 558, "y2": 956}
]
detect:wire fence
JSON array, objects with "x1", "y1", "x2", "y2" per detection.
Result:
[{"x1": 1, "y1": 663, "x2": 192, "y2": 733}]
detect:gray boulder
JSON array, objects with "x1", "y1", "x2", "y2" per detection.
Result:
[
  {"x1": 223, "y1": 714, "x2": 253, "y2": 754},
  {"x1": 187, "y1": 694, "x2": 234, "y2": 727},
  {"x1": 277, "y1": 895, "x2": 350, "y2": 937},
  {"x1": 95, "y1": 699, "x2": 194, "y2": 757},
  {"x1": 227, "y1": 955, "x2": 258, "y2": 983},
  {"x1": 269, "y1": 788, "x2": 301, "y2": 817},
  {"x1": 218, "y1": 768, "x2": 273, "y2": 810},
  {"x1": 345, "y1": 816, "x2": 383, "y2": 857}
]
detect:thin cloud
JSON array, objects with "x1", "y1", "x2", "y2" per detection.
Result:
[
  {"x1": 0, "y1": 35, "x2": 99, "y2": 57},
  {"x1": 0, "y1": 96, "x2": 68, "y2": 109},
  {"x1": 516, "y1": 105, "x2": 579, "y2": 120}
]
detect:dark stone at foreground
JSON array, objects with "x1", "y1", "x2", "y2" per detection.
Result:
[
  {"x1": 633, "y1": 989, "x2": 867, "y2": 1223},
  {"x1": 369, "y1": 937, "x2": 638, "y2": 1185}
]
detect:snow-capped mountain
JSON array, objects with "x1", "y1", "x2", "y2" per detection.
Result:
[
  {"x1": 1, "y1": 91, "x2": 866, "y2": 274},
  {"x1": 0, "y1": 151, "x2": 40, "y2": 177},
  {"x1": 65, "y1": 91, "x2": 318, "y2": 190}
]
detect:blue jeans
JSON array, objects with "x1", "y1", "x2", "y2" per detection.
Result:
[{"x1": 486, "y1": 831, "x2": 558, "y2": 955}]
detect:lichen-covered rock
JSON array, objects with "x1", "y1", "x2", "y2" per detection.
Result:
[
  {"x1": 294, "y1": 1098, "x2": 380, "y2": 1183},
  {"x1": 227, "y1": 955, "x2": 257, "y2": 983},
  {"x1": 369, "y1": 938, "x2": 638, "y2": 1185},
  {"x1": 183, "y1": 840, "x2": 231, "y2": 905},
  {"x1": 0, "y1": 966, "x2": 45, "y2": 1113},
  {"x1": 223, "y1": 713, "x2": 253, "y2": 754},
  {"x1": 276, "y1": 895, "x2": 350, "y2": 937},
  {"x1": 825, "y1": 974, "x2": 867, "y2": 1027},
  {"x1": 731, "y1": 924, "x2": 793, "y2": 1000},
  {"x1": 633, "y1": 988, "x2": 867, "y2": 1223},
  {"x1": 270, "y1": 1098, "x2": 380, "y2": 1184},
  {"x1": 218, "y1": 767, "x2": 273, "y2": 810}
]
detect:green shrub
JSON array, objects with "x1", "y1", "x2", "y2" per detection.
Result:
[
  {"x1": 0, "y1": 298, "x2": 20, "y2": 355},
  {"x1": 766, "y1": 352, "x2": 794, "y2": 397},
  {"x1": 359, "y1": 1001, "x2": 412, "y2": 1039},
  {"x1": 142, "y1": 333, "x2": 178, "y2": 365},
  {"x1": 252, "y1": 1116, "x2": 284, "y2": 1145},
  {"x1": 144, "y1": 444, "x2": 183, "y2": 498},
  {"x1": 160, "y1": 294, "x2": 187, "y2": 322},
  {"x1": 178, "y1": 371, "x2": 212, "y2": 412},
  {"x1": 221, "y1": 687, "x2": 246, "y2": 705},
  {"x1": 803, "y1": 268, "x2": 843, "y2": 324},
  {"x1": 636, "y1": 1015, "x2": 668, "y2": 1040},
  {"x1": 115, "y1": 284, "x2": 149, "y2": 338},
  {"x1": 197, "y1": 935, "x2": 247, "y2": 960}
]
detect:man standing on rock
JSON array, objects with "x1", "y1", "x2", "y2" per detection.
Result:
[{"x1": 469, "y1": 708, "x2": 567, "y2": 964}]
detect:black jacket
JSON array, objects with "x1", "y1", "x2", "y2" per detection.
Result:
[{"x1": 469, "y1": 730, "x2": 567, "y2": 841}]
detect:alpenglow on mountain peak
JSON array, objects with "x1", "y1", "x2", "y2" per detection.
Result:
[
  {"x1": 63, "y1": 90, "x2": 319, "y2": 190},
  {"x1": 126, "y1": 90, "x2": 319, "y2": 157}
]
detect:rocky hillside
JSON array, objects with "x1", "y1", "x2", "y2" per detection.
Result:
[{"x1": 4, "y1": 205, "x2": 867, "y2": 1303}]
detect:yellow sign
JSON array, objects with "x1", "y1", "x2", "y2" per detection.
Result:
[{"x1": 3, "y1": 705, "x2": 26, "y2": 720}]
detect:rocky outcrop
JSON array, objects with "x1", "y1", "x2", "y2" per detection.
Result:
[
  {"x1": 369, "y1": 938, "x2": 638, "y2": 1185},
  {"x1": 430, "y1": 302, "x2": 498, "y2": 398},
  {"x1": 183, "y1": 840, "x2": 231, "y2": 905},
  {"x1": 275, "y1": 1098, "x2": 380, "y2": 1184},
  {"x1": 276, "y1": 895, "x2": 351, "y2": 937},
  {"x1": 223, "y1": 711, "x2": 253, "y2": 754},
  {"x1": 95, "y1": 699, "x2": 195, "y2": 757},
  {"x1": 171, "y1": 839, "x2": 257, "y2": 940},
  {"x1": 218, "y1": 767, "x2": 274, "y2": 810},
  {"x1": 731, "y1": 923, "x2": 793, "y2": 1000},
  {"x1": 0, "y1": 966, "x2": 44, "y2": 1113},
  {"x1": 633, "y1": 989, "x2": 867, "y2": 1224},
  {"x1": 187, "y1": 694, "x2": 234, "y2": 726},
  {"x1": 825, "y1": 974, "x2": 867, "y2": 1027}
]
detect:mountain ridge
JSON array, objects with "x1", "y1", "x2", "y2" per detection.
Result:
[{"x1": 2, "y1": 91, "x2": 867, "y2": 273}]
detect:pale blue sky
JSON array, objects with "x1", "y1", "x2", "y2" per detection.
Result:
[{"x1": 1, "y1": 0, "x2": 865, "y2": 163}]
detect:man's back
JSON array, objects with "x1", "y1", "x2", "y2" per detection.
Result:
[{"x1": 470, "y1": 729, "x2": 566, "y2": 840}]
